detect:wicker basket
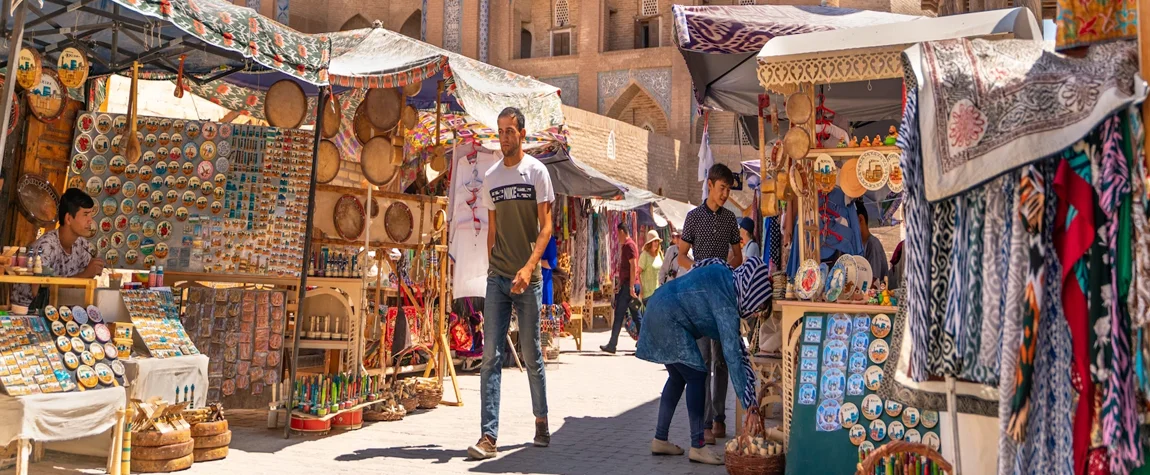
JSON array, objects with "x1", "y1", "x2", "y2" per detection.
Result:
[
  {"x1": 400, "y1": 396, "x2": 419, "y2": 413},
  {"x1": 855, "y1": 441, "x2": 952, "y2": 475},
  {"x1": 417, "y1": 387, "x2": 443, "y2": 409},
  {"x1": 725, "y1": 451, "x2": 784, "y2": 475},
  {"x1": 364, "y1": 408, "x2": 405, "y2": 422}
]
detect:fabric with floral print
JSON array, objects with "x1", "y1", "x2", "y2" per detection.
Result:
[
  {"x1": 114, "y1": 0, "x2": 330, "y2": 84},
  {"x1": 1056, "y1": 0, "x2": 1137, "y2": 51}
]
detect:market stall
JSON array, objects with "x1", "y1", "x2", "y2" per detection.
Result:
[{"x1": 743, "y1": 7, "x2": 1080, "y2": 475}]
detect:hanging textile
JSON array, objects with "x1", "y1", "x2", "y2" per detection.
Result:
[
  {"x1": 1007, "y1": 165, "x2": 1047, "y2": 437},
  {"x1": 1099, "y1": 114, "x2": 1140, "y2": 475},
  {"x1": 977, "y1": 174, "x2": 1012, "y2": 380},
  {"x1": 897, "y1": 74, "x2": 932, "y2": 383},
  {"x1": 1055, "y1": 0, "x2": 1137, "y2": 51},
  {"x1": 998, "y1": 169, "x2": 1027, "y2": 475},
  {"x1": 572, "y1": 200, "x2": 589, "y2": 306},
  {"x1": 1016, "y1": 165, "x2": 1074, "y2": 474}
]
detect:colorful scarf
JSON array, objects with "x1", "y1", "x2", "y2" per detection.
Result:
[
  {"x1": 1008, "y1": 165, "x2": 1047, "y2": 437},
  {"x1": 898, "y1": 78, "x2": 933, "y2": 383}
]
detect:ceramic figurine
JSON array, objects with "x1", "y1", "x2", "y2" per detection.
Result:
[
  {"x1": 861, "y1": 136, "x2": 871, "y2": 148},
  {"x1": 873, "y1": 135, "x2": 883, "y2": 146},
  {"x1": 838, "y1": 138, "x2": 848, "y2": 148},
  {"x1": 850, "y1": 136, "x2": 859, "y2": 148},
  {"x1": 884, "y1": 126, "x2": 898, "y2": 146}
]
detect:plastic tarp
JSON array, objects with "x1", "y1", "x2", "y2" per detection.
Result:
[
  {"x1": 326, "y1": 27, "x2": 564, "y2": 135},
  {"x1": 14, "y1": 0, "x2": 329, "y2": 84},
  {"x1": 592, "y1": 187, "x2": 695, "y2": 230},
  {"x1": 672, "y1": 5, "x2": 917, "y2": 116}
]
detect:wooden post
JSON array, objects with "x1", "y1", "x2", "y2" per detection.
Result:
[{"x1": 0, "y1": 2, "x2": 25, "y2": 173}]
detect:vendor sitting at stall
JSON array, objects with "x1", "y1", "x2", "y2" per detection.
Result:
[
  {"x1": 10, "y1": 188, "x2": 104, "y2": 311},
  {"x1": 636, "y1": 257, "x2": 771, "y2": 465}
]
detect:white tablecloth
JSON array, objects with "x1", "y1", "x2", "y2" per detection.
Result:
[
  {"x1": 0, "y1": 387, "x2": 126, "y2": 445},
  {"x1": 123, "y1": 355, "x2": 209, "y2": 408}
]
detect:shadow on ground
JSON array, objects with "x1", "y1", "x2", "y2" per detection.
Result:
[{"x1": 327, "y1": 397, "x2": 723, "y2": 475}]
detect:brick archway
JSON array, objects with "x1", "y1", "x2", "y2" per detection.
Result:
[
  {"x1": 340, "y1": 14, "x2": 370, "y2": 31},
  {"x1": 400, "y1": 10, "x2": 421, "y2": 39},
  {"x1": 604, "y1": 82, "x2": 669, "y2": 135}
]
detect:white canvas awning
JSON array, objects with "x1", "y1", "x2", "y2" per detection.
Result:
[{"x1": 757, "y1": 7, "x2": 1041, "y2": 65}]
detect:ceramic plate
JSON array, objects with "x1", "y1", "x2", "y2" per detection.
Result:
[
  {"x1": 861, "y1": 394, "x2": 883, "y2": 420},
  {"x1": 871, "y1": 314, "x2": 891, "y2": 339},
  {"x1": 840, "y1": 402, "x2": 860, "y2": 429},
  {"x1": 886, "y1": 152, "x2": 904, "y2": 192},
  {"x1": 887, "y1": 421, "x2": 905, "y2": 441},
  {"x1": 795, "y1": 259, "x2": 822, "y2": 300},
  {"x1": 904, "y1": 429, "x2": 921, "y2": 444},
  {"x1": 856, "y1": 150, "x2": 889, "y2": 191},
  {"x1": 864, "y1": 365, "x2": 883, "y2": 391},
  {"x1": 922, "y1": 410, "x2": 939, "y2": 429},
  {"x1": 902, "y1": 407, "x2": 920, "y2": 428},
  {"x1": 869, "y1": 419, "x2": 886, "y2": 442},
  {"x1": 849, "y1": 424, "x2": 866, "y2": 445},
  {"x1": 923, "y1": 432, "x2": 940, "y2": 451},
  {"x1": 884, "y1": 399, "x2": 903, "y2": 418},
  {"x1": 868, "y1": 338, "x2": 889, "y2": 364},
  {"x1": 825, "y1": 260, "x2": 847, "y2": 302}
]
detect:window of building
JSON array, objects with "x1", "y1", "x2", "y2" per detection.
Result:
[
  {"x1": 634, "y1": 17, "x2": 659, "y2": 49},
  {"x1": 738, "y1": 0, "x2": 756, "y2": 5},
  {"x1": 551, "y1": 29, "x2": 573, "y2": 56},
  {"x1": 607, "y1": 130, "x2": 617, "y2": 160},
  {"x1": 642, "y1": 123, "x2": 655, "y2": 133},
  {"x1": 641, "y1": 0, "x2": 658, "y2": 17},
  {"x1": 554, "y1": 0, "x2": 570, "y2": 27},
  {"x1": 521, "y1": 29, "x2": 533, "y2": 58}
]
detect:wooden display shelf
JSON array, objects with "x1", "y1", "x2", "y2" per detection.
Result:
[
  {"x1": 316, "y1": 184, "x2": 448, "y2": 206},
  {"x1": 290, "y1": 399, "x2": 379, "y2": 422},
  {"x1": 805, "y1": 146, "x2": 900, "y2": 158},
  {"x1": 163, "y1": 271, "x2": 301, "y2": 287},
  {"x1": 0, "y1": 274, "x2": 97, "y2": 305},
  {"x1": 288, "y1": 338, "x2": 354, "y2": 350},
  {"x1": 773, "y1": 299, "x2": 897, "y2": 315},
  {"x1": 311, "y1": 236, "x2": 447, "y2": 253}
]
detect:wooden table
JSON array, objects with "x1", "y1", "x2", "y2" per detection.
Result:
[{"x1": 0, "y1": 275, "x2": 98, "y2": 306}]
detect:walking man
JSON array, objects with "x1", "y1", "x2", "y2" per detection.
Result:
[
  {"x1": 601, "y1": 223, "x2": 640, "y2": 354},
  {"x1": 468, "y1": 107, "x2": 554, "y2": 460},
  {"x1": 677, "y1": 163, "x2": 743, "y2": 444}
]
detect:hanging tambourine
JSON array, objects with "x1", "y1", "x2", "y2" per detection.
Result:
[
  {"x1": 15, "y1": 48, "x2": 41, "y2": 90},
  {"x1": 57, "y1": 47, "x2": 89, "y2": 89},
  {"x1": 885, "y1": 152, "x2": 904, "y2": 193},
  {"x1": 856, "y1": 150, "x2": 889, "y2": 191},
  {"x1": 26, "y1": 69, "x2": 66, "y2": 123}
]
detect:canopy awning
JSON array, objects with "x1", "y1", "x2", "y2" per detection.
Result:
[
  {"x1": 672, "y1": 4, "x2": 916, "y2": 116},
  {"x1": 592, "y1": 187, "x2": 696, "y2": 230},
  {"x1": 326, "y1": 27, "x2": 564, "y2": 134},
  {"x1": 10, "y1": 0, "x2": 329, "y2": 84},
  {"x1": 757, "y1": 7, "x2": 1041, "y2": 64},
  {"x1": 539, "y1": 147, "x2": 627, "y2": 200}
]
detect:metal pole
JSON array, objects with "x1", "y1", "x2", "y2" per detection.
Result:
[
  {"x1": 0, "y1": 3, "x2": 27, "y2": 174},
  {"x1": 945, "y1": 375, "x2": 963, "y2": 475},
  {"x1": 284, "y1": 85, "x2": 329, "y2": 439}
]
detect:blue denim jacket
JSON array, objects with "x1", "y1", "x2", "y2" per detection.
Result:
[{"x1": 635, "y1": 265, "x2": 758, "y2": 410}]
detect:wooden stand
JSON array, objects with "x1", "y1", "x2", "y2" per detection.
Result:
[
  {"x1": 420, "y1": 245, "x2": 463, "y2": 406},
  {"x1": 0, "y1": 275, "x2": 97, "y2": 306}
]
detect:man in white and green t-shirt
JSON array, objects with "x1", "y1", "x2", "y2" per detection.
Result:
[{"x1": 467, "y1": 107, "x2": 555, "y2": 460}]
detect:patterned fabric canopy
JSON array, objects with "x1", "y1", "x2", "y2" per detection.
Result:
[
  {"x1": 327, "y1": 28, "x2": 565, "y2": 134},
  {"x1": 113, "y1": 0, "x2": 329, "y2": 84},
  {"x1": 672, "y1": 5, "x2": 917, "y2": 54}
]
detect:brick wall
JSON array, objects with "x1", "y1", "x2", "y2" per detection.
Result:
[{"x1": 616, "y1": 92, "x2": 669, "y2": 135}]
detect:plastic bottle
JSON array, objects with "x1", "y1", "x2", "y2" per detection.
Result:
[
  {"x1": 148, "y1": 266, "x2": 157, "y2": 287},
  {"x1": 16, "y1": 247, "x2": 27, "y2": 268},
  {"x1": 32, "y1": 252, "x2": 42, "y2": 275},
  {"x1": 157, "y1": 266, "x2": 164, "y2": 287}
]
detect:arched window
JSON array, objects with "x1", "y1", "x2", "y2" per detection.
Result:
[
  {"x1": 738, "y1": 0, "x2": 756, "y2": 5},
  {"x1": 607, "y1": 130, "x2": 617, "y2": 160},
  {"x1": 399, "y1": 10, "x2": 421, "y2": 39},
  {"x1": 554, "y1": 0, "x2": 570, "y2": 27}
]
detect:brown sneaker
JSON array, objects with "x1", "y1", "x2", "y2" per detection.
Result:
[
  {"x1": 703, "y1": 429, "x2": 716, "y2": 445},
  {"x1": 534, "y1": 420, "x2": 551, "y2": 447},
  {"x1": 713, "y1": 421, "x2": 727, "y2": 439},
  {"x1": 467, "y1": 435, "x2": 497, "y2": 460}
]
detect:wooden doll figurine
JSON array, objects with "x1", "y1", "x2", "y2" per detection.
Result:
[
  {"x1": 850, "y1": 136, "x2": 859, "y2": 147},
  {"x1": 860, "y1": 136, "x2": 871, "y2": 147}
]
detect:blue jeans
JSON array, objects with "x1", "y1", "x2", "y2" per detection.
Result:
[
  {"x1": 605, "y1": 285, "x2": 634, "y2": 350},
  {"x1": 655, "y1": 363, "x2": 706, "y2": 448},
  {"x1": 480, "y1": 274, "x2": 548, "y2": 440}
]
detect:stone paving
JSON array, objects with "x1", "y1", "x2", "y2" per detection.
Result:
[{"x1": 19, "y1": 329, "x2": 737, "y2": 475}]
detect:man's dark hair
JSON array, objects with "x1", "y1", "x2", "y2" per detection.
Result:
[
  {"x1": 617, "y1": 222, "x2": 630, "y2": 235},
  {"x1": 498, "y1": 107, "x2": 526, "y2": 132},
  {"x1": 855, "y1": 200, "x2": 869, "y2": 223},
  {"x1": 60, "y1": 188, "x2": 95, "y2": 225},
  {"x1": 706, "y1": 163, "x2": 736, "y2": 186}
]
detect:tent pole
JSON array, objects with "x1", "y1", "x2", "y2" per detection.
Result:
[
  {"x1": 284, "y1": 86, "x2": 330, "y2": 438},
  {"x1": 946, "y1": 375, "x2": 963, "y2": 475},
  {"x1": 0, "y1": 2, "x2": 26, "y2": 174}
]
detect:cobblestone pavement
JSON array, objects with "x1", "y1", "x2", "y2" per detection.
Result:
[{"x1": 21, "y1": 329, "x2": 736, "y2": 475}]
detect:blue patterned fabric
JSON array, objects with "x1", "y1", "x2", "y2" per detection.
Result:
[
  {"x1": 1016, "y1": 163, "x2": 1074, "y2": 475},
  {"x1": 786, "y1": 187, "x2": 864, "y2": 277},
  {"x1": 898, "y1": 81, "x2": 932, "y2": 383},
  {"x1": 636, "y1": 264, "x2": 760, "y2": 411}
]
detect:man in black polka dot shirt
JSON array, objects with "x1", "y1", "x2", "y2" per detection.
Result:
[{"x1": 676, "y1": 163, "x2": 743, "y2": 445}]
